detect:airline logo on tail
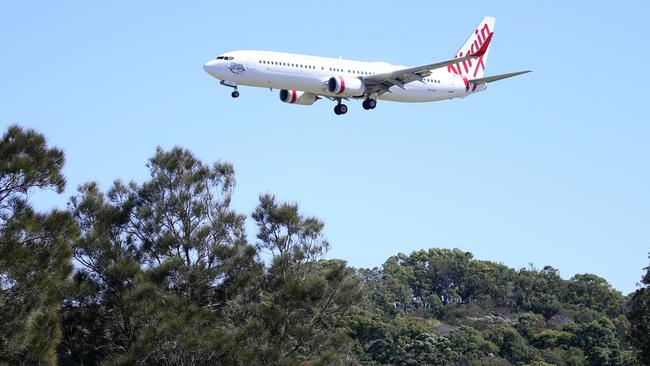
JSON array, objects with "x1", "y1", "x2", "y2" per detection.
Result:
[{"x1": 448, "y1": 17, "x2": 495, "y2": 79}]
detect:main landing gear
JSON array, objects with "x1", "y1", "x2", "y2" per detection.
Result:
[
  {"x1": 362, "y1": 99, "x2": 377, "y2": 110},
  {"x1": 333, "y1": 98, "x2": 377, "y2": 115},
  {"x1": 231, "y1": 90, "x2": 239, "y2": 98},
  {"x1": 334, "y1": 99, "x2": 348, "y2": 115}
]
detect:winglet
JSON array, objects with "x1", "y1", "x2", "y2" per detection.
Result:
[{"x1": 473, "y1": 32, "x2": 493, "y2": 57}]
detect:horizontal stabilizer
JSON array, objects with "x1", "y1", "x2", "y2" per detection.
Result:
[{"x1": 471, "y1": 70, "x2": 531, "y2": 84}]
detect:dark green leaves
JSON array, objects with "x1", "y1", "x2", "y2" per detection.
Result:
[
  {"x1": 626, "y1": 255, "x2": 650, "y2": 364},
  {"x1": 0, "y1": 125, "x2": 76, "y2": 365}
]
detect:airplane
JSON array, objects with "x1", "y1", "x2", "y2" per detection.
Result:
[{"x1": 203, "y1": 17, "x2": 530, "y2": 115}]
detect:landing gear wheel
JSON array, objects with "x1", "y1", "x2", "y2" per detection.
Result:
[
  {"x1": 334, "y1": 104, "x2": 348, "y2": 115},
  {"x1": 231, "y1": 90, "x2": 240, "y2": 98},
  {"x1": 363, "y1": 99, "x2": 377, "y2": 110}
]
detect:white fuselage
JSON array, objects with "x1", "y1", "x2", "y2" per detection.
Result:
[{"x1": 203, "y1": 50, "x2": 487, "y2": 103}]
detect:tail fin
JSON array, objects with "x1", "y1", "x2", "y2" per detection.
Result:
[{"x1": 449, "y1": 16, "x2": 496, "y2": 79}]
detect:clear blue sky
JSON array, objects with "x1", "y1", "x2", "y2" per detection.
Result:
[{"x1": 1, "y1": 1, "x2": 648, "y2": 294}]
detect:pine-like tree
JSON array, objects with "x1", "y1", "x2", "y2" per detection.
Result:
[
  {"x1": 249, "y1": 194, "x2": 363, "y2": 364},
  {"x1": 60, "y1": 146, "x2": 262, "y2": 365},
  {"x1": 0, "y1": 125, "x2": 77, "y2": 364}
]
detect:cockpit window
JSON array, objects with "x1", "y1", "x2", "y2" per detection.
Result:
[{"x1": 216, "y1": 56, "x2": 234, "y2": 60}]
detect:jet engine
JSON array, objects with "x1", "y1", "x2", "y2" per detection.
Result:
[
  {"x1": 279, "y1": 89, "x2": 318, "y2": 105},
  {"x1": 326, "y1": 76, "x2": 365, "y2": 97}
]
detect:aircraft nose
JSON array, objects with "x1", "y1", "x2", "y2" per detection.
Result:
[{"x1": 203, "y1": 59, "x2": 218, "y2": 76}]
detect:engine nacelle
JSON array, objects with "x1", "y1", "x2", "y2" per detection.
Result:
[
  {"x1": 327, "y1": 76, "x2": 365, "y2": 97},
  {"x1": 279, "y1": 89, "x2": 318, "y2": 105}
]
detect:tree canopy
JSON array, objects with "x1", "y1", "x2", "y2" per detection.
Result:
[
  {"x1": 0, "y1": 125, "x2": 77, "y2": 364},
  {"x1": 0, "y1": 124, "x2": 646, "y2": 365}
]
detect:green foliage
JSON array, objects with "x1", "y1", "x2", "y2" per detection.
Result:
[
  {"x1": 563, "y1": 274, "x2": 624, "y2": 317},
  {"x1": 561, "y1": 316, "x2": 639, "y2": 365},
  {"x1": 59, "y1": 146, "x2": 262, "y2": 364},
  {"x1": 0, "y1": 125, "x2": 644, "y2": 365},
  {"x1": 626, "y1": 255, "x2": 650, "y2": 365},
  {"x1": 517, "y1": 312, "x2": 546, "y2": 340},
  {"x1": 532, "y1": 329, "x2": 575, "y2": 349},
  {"x1": 58, "y1": 147, "x2": 362, "y2": 365},
  {"x1": 351, "y1": 248, "x2": 635, "y2": 366},
  {"x1": 0, "y1": 125, "x2": 66, "y2": 198},
  {"x1": 0, "y1": 125, "x2": 77, "y2": 365},
  {"x1": 447, "y1": 325, "x2": 499, "y2": 361},
  {"x1": 248, "y1": 194, "x2": 363, "y2": 364}
]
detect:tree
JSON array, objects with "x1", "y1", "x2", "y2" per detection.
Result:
[
  {"x1": 564, "y1": 317, "x2": 634, "y2": 366},
  {"x1": 249, "y1": 194, "x2": 363, "y2": 364},
  {"x1": 0, "y1": 125, "x2": 77, "y2": 364},
  {"x1": 563, "y1": 274, "x2": 623, "y2": 317},
  {"x1": 58, "y1": 182, "x2": 143, "y2": 363},
  {"x1": 446, "y1": 325, "x2": 499, "y2": 363},
  {"x1": 627, "y1": 256, "x2": 650, "y2": 364},
  {"x1": 131, "y1": 147, "x2": 259, "y2": 308},
  {"x1": 59, "y1": 147, "x2": 261, "y2": 365}
]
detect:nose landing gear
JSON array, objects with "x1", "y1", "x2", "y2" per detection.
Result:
[{"x1": 220, "y1": 80, "x2": 240, "y2": 98}]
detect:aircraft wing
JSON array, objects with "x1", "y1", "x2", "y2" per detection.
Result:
[
  {"x1": 470, "y1": 70, "x2": 531, "y2": 84},
  {"x1": 362, "y1": 33, "x2": 493, "y2": 95}
]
